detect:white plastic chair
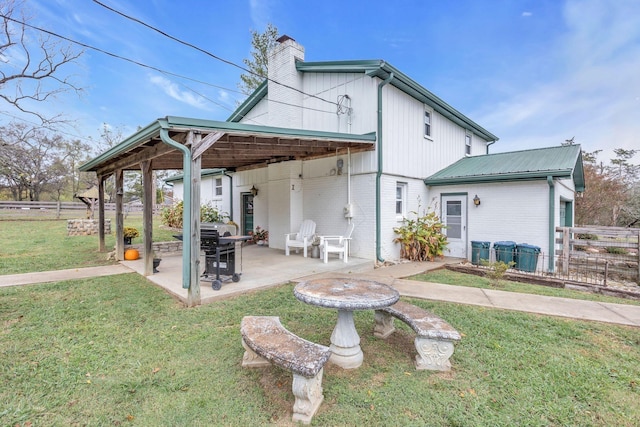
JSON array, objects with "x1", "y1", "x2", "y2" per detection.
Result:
[
  {"x1": 284, "y1": 219, "x2": 316, "y2": 257},
  {"x1": 320, "y1": 223, "x2": 354, "y2": 263}
]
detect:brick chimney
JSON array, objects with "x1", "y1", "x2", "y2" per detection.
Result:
[{"x1": 267, "y1": 35, "x2": 305, "y2": 129}]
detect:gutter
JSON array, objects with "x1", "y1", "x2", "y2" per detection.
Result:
[
  {"x1": 160, "y1": 128, "x2": 193, "y2": 289},
  {"x1": 547, "y1": 176, "x2": 555, "y2": 272},
  {"x1": 376, "y1": 71, "x2": 394, "y2": 263}
]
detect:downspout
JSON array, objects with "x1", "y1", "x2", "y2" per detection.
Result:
[
  {"x1": 376, "y1": 71, "x2": 394, "y2": 263},
  {"x1": 160, "y1": 128, "x2": 192, "y2": 289},
  {"x1": 547, "y1": 176, "x2": 555, "y2": 272},
  {"x1": 223, "y1": 171, "x2": 233, "y2": 219}
]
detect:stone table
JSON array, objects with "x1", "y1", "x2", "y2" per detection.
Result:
[{"x1": 294, "y1": 277, "x2": 399, "y2": 369}]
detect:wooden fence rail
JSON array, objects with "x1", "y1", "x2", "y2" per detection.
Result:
[
  {"x1": 0, "y1": 201, "x2": 164, "y2": 218},
  {"x1": 555, "y1": 226, "x2": 640, "y2": 284}
]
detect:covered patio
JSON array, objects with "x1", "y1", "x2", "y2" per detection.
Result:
[
  {"x1": 122, "y1": 244, "x2": 374, "y2": 305},
  {"x1": 79, "y1": 116, "x2": 376, "y2": 306}
]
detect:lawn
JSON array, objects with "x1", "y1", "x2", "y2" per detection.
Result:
[
  {"x1": 411, "y1": 269, "x2": 640, "y2": 306},
  {"x1": 1, "y1": 275, "x2": 639, "y2": 426},
  {"x1": 0, "y1": 216, "x2": 177, "y2": 274}
]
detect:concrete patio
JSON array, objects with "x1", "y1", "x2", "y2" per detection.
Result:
[{"x1": 121, "y1": 244, "x2": 376, "y2": 305}]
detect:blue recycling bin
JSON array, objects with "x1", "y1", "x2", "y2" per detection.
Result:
[
  {"x1": 471, "y1": 241, "x2": 491, "y2": 265},
  {"x1": 515, "y1": 243, "x2": 541, "y2": 272},
  {"x1": 493, "y1": 241, "x2": 516, "y2": 264}
]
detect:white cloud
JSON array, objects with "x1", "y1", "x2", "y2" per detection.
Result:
[
  {"x1": 521, "y1": 11, "x2": 533, "y2": 17},
  {"x1": 478, "y1": 0, "x2": 640, "y2": 161},
  {"x1": 149, "y1": 75, "x2": 209, "y2": 110}
]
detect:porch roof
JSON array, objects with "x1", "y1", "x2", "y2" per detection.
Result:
[
  {"x1": 79, "y1": 116, "x2": 376, "y2": 176},
  {"x1": 424, "y1": 145, "x2": 585, "y2": 191}
]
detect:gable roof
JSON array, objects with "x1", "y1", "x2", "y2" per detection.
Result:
[
  {"x1": 424, "y1": 145, "x2": 585, "y2": 191},
  {"x1": 228, "y1": 60, "x2": 498, "y2": 143}
]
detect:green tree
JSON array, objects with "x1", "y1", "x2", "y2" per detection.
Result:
[{"x1": 238, "y1": 23, "x2": 279, "y2": 95}]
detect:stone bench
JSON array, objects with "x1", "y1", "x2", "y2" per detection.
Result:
[
  {"x1": 240, "y1": 316, "x2": 331, "y2": 425},
  {"x1": 373, "y1": 301, "x2": 461, "y2": 371}
]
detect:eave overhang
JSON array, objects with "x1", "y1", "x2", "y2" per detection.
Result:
[{"x1": 79, "y1": 116, "x2": 376, "y2": 176}]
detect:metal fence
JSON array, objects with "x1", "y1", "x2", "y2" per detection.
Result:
[{"x1": 471, "y1": 227, "x2": 639, "y2": 287}]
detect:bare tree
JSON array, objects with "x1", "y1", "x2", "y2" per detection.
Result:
[{"x1": 0, "y1": 0, "x2": 83, "y2": 125}]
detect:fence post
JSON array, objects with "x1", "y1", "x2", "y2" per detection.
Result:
[
  {"x1": 637, "y1": 230, "x2": 640, "y2": 284},
  {"x1": 562, "y1": 227, "x2": 570, "y2": 275},
  {"x1": 56, "y1": 201, "x2": 61, "y2": 219}
]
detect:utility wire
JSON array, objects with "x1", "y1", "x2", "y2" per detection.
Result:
[
  {"x1": 1, "y1": 14, "x2": 338, "y2": 120},
  {"x1": 91, "y1": 0, "x2": 339, "y2": 107},
  {"x1": 0, "y1": 14, "x2": 244, "y2": 97}
]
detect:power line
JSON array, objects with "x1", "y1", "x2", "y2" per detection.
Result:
[
  {"x1": 91, "y1": 0, "x2": 339, "y2": 108},
  {"x1": 0, "y1": 13, "x2": 338, "y2": 128}
]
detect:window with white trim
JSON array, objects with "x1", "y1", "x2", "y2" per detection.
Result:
[
  {"x1": 465, "y1": 132, "x2": 472, "y2": 155},
  {"x1": 215, "y1": 177, "x2": 223, "y2": 196},
  {"x1": 396, "y1": 182, "x2": 407, "y2": 219},
  {"x1": 424, "y1": 108, "x2": 432, "y2": 139}
]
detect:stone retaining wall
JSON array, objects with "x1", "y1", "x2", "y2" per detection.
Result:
[
  {"x1": 128, "y1": 241, "x2": 183, "y2": 257},
  {"x1": 67, "y1": 219, "x2": 111, "y2": 236}
]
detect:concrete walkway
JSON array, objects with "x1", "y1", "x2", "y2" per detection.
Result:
[{"x1": 1, "y1": 259, "x2": 639, "y2": 328}]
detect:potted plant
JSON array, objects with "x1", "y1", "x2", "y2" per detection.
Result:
[
  {"x1": 251, "y1": 226, "x2": 268, "y2": 245},
  {"x1": 123, "y1": 226, "x2": 140, "y2": 245}
]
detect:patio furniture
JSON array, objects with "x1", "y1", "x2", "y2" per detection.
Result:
[
  {"x1": 373, "y1": 301, "x2": 461, "y2": 371},
  {"x1": 293, "y1": 277, "x2": 399, "y2": 369},
  {"x1": 284, "y1": 219, "x2": 316, "y2": 257},
  {"x1": 320, "y1": 223, "x2": 354, "y2": 263},
  {"x1": 241, "y1": 316, "x2": 331, "y2": 425}
]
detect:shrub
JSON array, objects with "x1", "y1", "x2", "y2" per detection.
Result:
[
  {"x1": 480, "y1": 259, "x2": 515, "y2": 287},
  {"x1": 393, "y1": 209, "x2": 447, "y2": 261},
  {"x1": 160, "y1": 201, "x2": 229, "y2": 228},
  {"x1": 605, "y1": 247, "x2": 628, "y2": 255}
]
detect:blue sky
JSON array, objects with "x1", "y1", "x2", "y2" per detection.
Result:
[{"x1": 11, "y1": 0, "x2": 640, "y2": 161}]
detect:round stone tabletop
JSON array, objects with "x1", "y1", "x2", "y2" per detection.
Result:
[{"x1": 294, "y1": 278, "x2": 399, "y2": 311}]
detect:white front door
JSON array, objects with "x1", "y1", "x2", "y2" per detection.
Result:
[{"x1": 442, "y1": 195, "x2": 467, "y2": 258}]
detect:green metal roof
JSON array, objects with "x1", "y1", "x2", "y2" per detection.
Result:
[
  {"x1": 228, "y1": 59, "x2": 498, "y2": 143},
  {"x1": 165, "y1": 168, "x2": 227, "y2": 184},
  {"x1": 424, "y1": 145, "x2": 585, "y2": 191}
]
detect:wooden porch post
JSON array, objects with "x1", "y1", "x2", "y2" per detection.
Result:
[
  {"x1": 98, "y1": 175, "x2": 106, "y2": 252},
  {"x1": 187, "y1": 132, "x2": 202, "y2": 307},
  {"x1": 142, "y1": 160, "x2": 154, "y2": 276},
  {"x1": 115, "y1": 169, "x2": 125, "y2": 260}
]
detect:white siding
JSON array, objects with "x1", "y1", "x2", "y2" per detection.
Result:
[
  {"x1": 429, "y1": 180, "x2": 574, "y2": 259},
  {"x1": 238, "y1": 98, "x2": 269, "y2": 125}
]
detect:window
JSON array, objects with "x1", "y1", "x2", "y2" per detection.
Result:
[
  {"x1": 424, "y1": 108, "x2": 432, "y2": 139},
  {"x1": 465, "y1": 132, "x2": 472, "y2": 155},
  {"x1": 396, "y1": 182, "x2": 407, "y2": 219},
  {"x1": 215, "y1": 177, "x2": 222, "y2": 196}
]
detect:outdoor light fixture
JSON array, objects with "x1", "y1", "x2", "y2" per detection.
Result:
[
  {"x1": 250, "y1": 185, "x2": 259, "y2": 197},
  {"x1": 473, "y1": 194, "x2": 481, "y2": 206}
]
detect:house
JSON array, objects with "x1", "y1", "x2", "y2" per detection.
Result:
[{"x1": 79, "y1": 35, "x2": 583, "y2": 301}]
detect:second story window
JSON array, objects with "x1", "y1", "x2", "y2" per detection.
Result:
[
  {"x1": 215, "y1": 177, "x2": 222, "y2": 196},
  {"x1": 424, "y1": 108, "x2": 432, "y2": 139},
  {"x1": 465, "y1": 132, "x2": 472, "y2": 155}
]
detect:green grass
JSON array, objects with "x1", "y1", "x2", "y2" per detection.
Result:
[
  {"x1": 1, "y1": 277, "x2": 639, "y2": 426},
  {"x1": 411, "y1": 269, "x2": 640, "y2": 306},
  {"x1": 0, "y1": 216, "x2": 177, "y2": 274}
]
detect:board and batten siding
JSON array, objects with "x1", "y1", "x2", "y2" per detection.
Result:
[
  {"x1": 301, "y1": 72, "x2": 377, "y2": 135},
  {"x1": 381, "y1": 83, "x2": 489, "y2": 179},
  {"x1": 238, "y1": 97, "x2": 269, "y2": 125}
]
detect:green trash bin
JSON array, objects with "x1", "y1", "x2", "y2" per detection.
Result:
[
  {"x1": 493, "y1": 241, "x2": 516, "y2": 264},
  {"x1": 515, "y1": 243, "x2": 541, "y2": 272},
  {"x1": 471, "y1": 241, "x2": 491, "y2": 265}
]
